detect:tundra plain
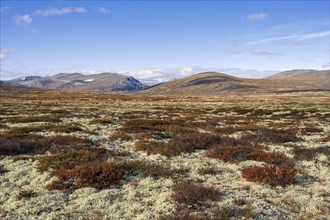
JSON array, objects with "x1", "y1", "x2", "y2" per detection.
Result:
[{"x1": 0, "y1": 86, "x2": 329, "y2": 220}]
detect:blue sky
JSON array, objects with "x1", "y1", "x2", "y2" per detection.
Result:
[{"x1": 0, "y1": 0, "x2": 329, "y2": 82}]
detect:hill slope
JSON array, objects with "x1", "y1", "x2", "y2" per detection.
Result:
[
  {"x1": 266, "y1": 69, "x2": 329, "y2": 87},
  {"x1": 8, "y1": 73, "x2": 143, "y2": 92},
  {"x1": 139, "y1": 71, "x2": 330, "y2": 95}
]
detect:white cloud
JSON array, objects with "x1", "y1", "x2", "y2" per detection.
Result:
[
  {"x1": 245, "y1": 31, "x2": 330, "y2": 45},
  {"x1": 0, "y1": 66, "x2": 281, "y2": 82},
  {"x1": 251, "y1": 49, "x2": 283, "y2": 56},
  {"x1": 130, "y1": 66, "x2": 205, "y2": 83},
  {"x1": 35, "y1": 7, "x2": 87, "y2": 16},
  {"x1": 244, "y1": 13, "x2": 268, "y2": 21},
  {"x1": 97, "y1": 7, "x2": 111, "y2": 14},
  {"x1": 14, "y1": 15, "x2": 32, "y2": 25},
  {"x1": 0, "y1": 69, "x2": 24, "y2": 80},
  {"x1": 0, "y1": 48, "x2": 15, "y2": 60},
  {"x1": 298, "y1": 31, "x2": 330, "y2": 40},
  {"x1": 129, "y1": 66, "x2": 278, "y2": 83}
]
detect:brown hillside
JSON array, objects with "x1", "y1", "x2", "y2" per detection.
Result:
[{"x1": 138, "y1": 71, "x2": 330, "y2": 96}]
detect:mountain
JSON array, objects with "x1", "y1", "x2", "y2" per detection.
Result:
[
  {"x1": 7, "y1": 72, "x2": 143, "y2": 92},
  {"x1": 266, "y1": 69, "x2": 329, "y2": 87},
  {"x1": 138, "y1": 70, "x2": 330, "y2": 95},
  {"x1": 6, "y1": 69, "x2": 329, "y2": 95},
  {"x1": 138, "y1": 72, "x2": 259, "y2": 95}
]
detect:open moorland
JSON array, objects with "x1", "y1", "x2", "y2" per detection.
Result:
[{"x1": 0, "y1": 85, "x2": 329, "y2": 219}]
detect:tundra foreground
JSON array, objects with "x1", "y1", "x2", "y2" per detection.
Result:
[{"x1": 0, "y1": 87, "x2": 329, "y2": 219}]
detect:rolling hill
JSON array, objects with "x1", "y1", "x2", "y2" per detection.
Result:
[
  {"x1": 266, "y1": 69, "x2": 330, "y2": 87},
  {"x1": 138, "y1": 70, "x2": 330, "y2": 95}
]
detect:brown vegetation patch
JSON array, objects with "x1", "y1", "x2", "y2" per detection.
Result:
[
  {"x1": 135, "y1": 132, "x2": 223, "y2": 156},
  {"x1": 214, "y1": 124, "x2": 263, "y2": 135},
  {"x1": 239, "y1": 128, "x2": 302, "y2": 144},
  {"x1": 119, "y1": 118, "x2": 192, "y2": 138},
  {"x1": 292, "y1": 146, "x2": 329, "y2": 161},
  {"x1": 2, "y1": 115, "x2": 61, "y2": 123},
  {"x1": 89, "y1": 118, "x2": 114, "y2": 125},
  {"x1": 37, "y1": 148, "x2": 107, "y2": 172},
  {"x1": 0, "y1": 135, "x2": 47, "y2": 155},
  {"x1": 241, "y1": 163, "x2": 296, "y2": 187},
  {"x1": 0, "y1": 134, "x2": 95, "y2": 156},
  {"x1": 166, "y1": 132, "x2": 222, "y2": 156},
  {"x1": 120, "y1": 119, "x2": 172, "y2": 133},
  {"x1": 53, "y1": 162, "x2": 125, "y2": 190},
  {"x1": 172, "y1": 181, "x2": 220, "y2": 206},
  {"x1": 122, "y1": 160, "x2": 186, "y2": 179},
  {"x1": 205, "y1": 146, "x2": 288, "y2": 165},
  {"x1": 249, "y1": 109, "x2": 273, "y2": 116},
  {"x1": 300, "y1": 126, "x2": 324, "y2": 135},
  {"x1": 49, "y1": 124, "x2": 83, "y2": 133}
]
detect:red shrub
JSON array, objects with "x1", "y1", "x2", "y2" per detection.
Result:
[
  {"x1": 172, "y1": 181, "x2": 220, "y2": 205},
  {"x1": 167, "y1": 132, "x2": 222, "y2": 156},
  {"x1": 205, "y1": 146, "x2": 288, "y2": 165},
  {"x1": 54, "y1": 162, "x2": 124, "y2": 190},
  {"x1": 241, "y1": 163, "x2": 296, "y2": 187}
]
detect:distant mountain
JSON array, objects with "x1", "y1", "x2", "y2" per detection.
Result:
[
  {"x1": 138, "y1": 70, "x2": 330, "y2": 95},
  {"x1": 7, "y1": 72, "x2": 143, "y2": 92},
  {"x1": 6, "y1": 69, "x2": 329, "y2": 95}
]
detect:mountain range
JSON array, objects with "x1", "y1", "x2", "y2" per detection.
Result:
[
  {"x1": 3, "y1": 69, "x2": 329, "y2": 95},
  {"x1": 7, "y1": 72, "x2": 143, "y2": 93}
]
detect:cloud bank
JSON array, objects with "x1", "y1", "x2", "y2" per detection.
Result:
[
  {"x1": 35, "y1": 7, "x2": 87, "y2": 16},
  {"x1": 246, "y1": 31, "x2": 330, "y2": 45}
]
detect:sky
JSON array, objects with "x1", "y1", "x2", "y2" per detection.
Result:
[{"x1": 0, "y1": 0, "x2": 329, "y2": 82}]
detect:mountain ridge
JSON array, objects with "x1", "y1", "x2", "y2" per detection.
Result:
[
  {"x1": 138, "y1": 69, "x2": 329, "y2": 95},
  {"x1": 7, "y1": 72, "x2": 143, "y2": 93},
  {"x1": 5, "y1": 69, "x2": 329, "y2": 94}
]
